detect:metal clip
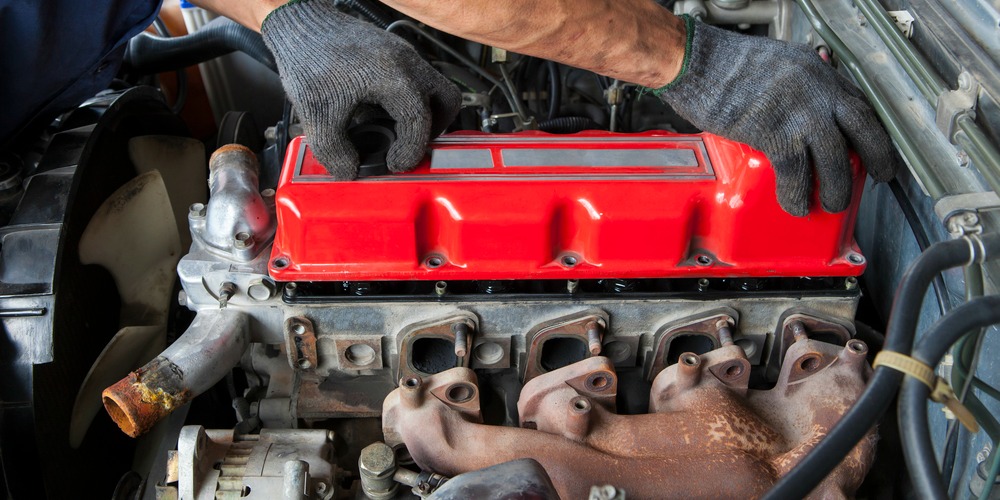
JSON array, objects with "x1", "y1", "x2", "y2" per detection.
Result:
[
  {"x1": 934, "y1": 191, "x2": 1000, "y2": 236},
  {"x1": 873, "y1": 351, "x2": 979, "y2": 432}
]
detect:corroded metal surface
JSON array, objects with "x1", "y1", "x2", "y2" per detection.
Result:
[
  {"x1": 383, "y1": 337, "x2": 875, "y2": 499},
  {"x1": 102, "y1": 356, "x2": 191, "y2": 438},
  {"x1": 103, "y1": 310, "x2": 250, "y2": 437}
]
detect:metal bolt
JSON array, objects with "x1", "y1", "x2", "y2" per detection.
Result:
[
  {"x1": 435, "y1": 281, "x2": 447, "y2": 297},
  {"x1": 717, "y1": 325, "x2": 734, "y2": 346},
  {"x1": 790, "y1": 320, "x2": 808, "y2": 343},
  {"x1": 453, "y1": 322, "x2": 470, "y2": 358},
  {"x1": 567, "y1": 279, "x2": 580, "y2": 294},
  {"x1": 233, "y1": 231, "x2": 254, "y2": 250},
  {"x1": 189, "y1": 203, "x2": 206, "y2": 218},
  {"x1": 957, "y1": 151, "x2": 970, "y2": 167},
  {"x1": 284, "y1": 282, "x2": 298, "y2": 298},
  {"x1": 177, "y1": 290, "x2": 188, "y2": 307},
  {"x1": 845, "y1": 276, "x2": 859, "y2": 291},
  {"x1": 586, "y1": 321, "x2": 603, "y2": 355},
  {"x1": 697, "y1": 278, "x2": 710, "y2": 292},
  {"x1": 218, "y1": 282, "x2": 237, "y2": 309},
  {"x1": 247, "y1": 278, "x2": 276, "y2": 301},
  {"x1": 359, "y1": 442, "x2": 398, "y2": 500}
]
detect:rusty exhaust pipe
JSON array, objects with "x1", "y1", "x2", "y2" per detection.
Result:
[{"x1": 102, "y1": 310, "x2": 249, "y2": 437}]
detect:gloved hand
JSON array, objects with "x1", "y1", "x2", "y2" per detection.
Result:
[
  {"x1": 262, "y1": 0, "x2": 461, "y2": 179},
  {"x1": 654, "y1": 17, "x2": 897, "y2": 216}
]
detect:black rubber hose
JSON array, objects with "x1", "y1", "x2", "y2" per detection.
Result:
[
  {"x1": 538, "y1": 117, "x2": 600, "y2": 134},
  {"x1": 546, "y1": 61, "x2": 561, "y2": 121},
  {"x1": 149, "y1": 17, "x2": 189, "y2": 114},
  {"x1": 899, "y1": 296, "x2": 1000, "y2": 499},
  {"x1": 126, "y1": 17, "x2": 276, "y2": 74},
  {"x1": 338, "y1": 0, "x2": 395, "y2": 29},
  {"x1": 888, "y1": 178, "x2": 951, "y2": 315},
  {"x1": 764, "y1": 233, "x2": 1000, "y2": 499}
]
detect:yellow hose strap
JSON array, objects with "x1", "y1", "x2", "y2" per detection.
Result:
[{"x1": 873, "y1": 351, "x2": 980, "y2": 433}]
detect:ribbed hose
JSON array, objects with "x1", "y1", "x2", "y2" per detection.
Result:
[
  {"x1": 538, "y1": 117, "x2": 600, "y2": 134},
  {"x1": 899, "y1": 296, "x2": 1000, "y2": 499},
  {"x1": 126, "y1": 17, "x2": 276, "y2": 74},
  {"x1": 764, "y1": 233, "x2": 1000, "y2": 499}
]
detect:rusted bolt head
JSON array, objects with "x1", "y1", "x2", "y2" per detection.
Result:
[
  {"x1": 847, "y1": 340, "x2": 868, "y2": 355},
  {"x1": 680, "y1": 353, "x2": 701, "y2": 367},
  {"x1": 359, "y1": 442, "x2": 396, "y2": 478}
]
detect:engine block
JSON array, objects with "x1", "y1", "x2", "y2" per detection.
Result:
[{"x1": 115, "y1": 136, "x2": 876, "y2": 498}]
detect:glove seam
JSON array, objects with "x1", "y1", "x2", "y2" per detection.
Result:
[{"x1": 644, "y1": 14, "x2": 696, "y2": 97}]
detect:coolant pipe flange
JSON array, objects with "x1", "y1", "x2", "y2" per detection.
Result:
[
  {"x1": 102, "y1": 309, "x2": 250, "y2": 437},
  {"x1": 191, "y1": 144, "x2": 275, "y2": 262}
]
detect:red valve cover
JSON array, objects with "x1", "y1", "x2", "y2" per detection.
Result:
[{"x1": 269, "y1": 131, "x2": 866, "y2": 281}]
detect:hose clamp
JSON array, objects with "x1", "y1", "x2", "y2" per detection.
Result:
[
  {"x1": 873, "y1": 351, "x2": 980, "y2": 432},
  {"x1": 965, "y1": 233, "x2": 988, "y2": 266}
]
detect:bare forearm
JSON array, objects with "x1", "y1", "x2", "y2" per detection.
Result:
[
  {"x1": 188, "y1": 0, "x2": 686, "y2": 87},
  {"x1": 380, "y1": 0, "x2": 686, "y2": 87}
]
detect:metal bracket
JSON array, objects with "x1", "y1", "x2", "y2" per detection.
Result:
[
  {"x1": 886, "y1": 10, "x2": 915, "y2": 38},
  {"x1": 461, "y1": 92, "x2": 491, "y2": 109},
  {"x1": 934, "y1": 191, "x2": 1000, "y2": 236},
  {"x1": 936, "y1": 72, "x2": 979, "y2": 140}
]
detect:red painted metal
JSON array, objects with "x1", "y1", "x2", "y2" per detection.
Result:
[{"x1": 269, "y1": 131, "x2": 866, "y2": 281}]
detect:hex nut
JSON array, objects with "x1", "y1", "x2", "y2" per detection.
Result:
[
  {"x1": 359, "y1": 442, "x2": 396, "y2": 477},
  {"x1": 247, "y1": 278, "x2": 276, "y2": 301}
]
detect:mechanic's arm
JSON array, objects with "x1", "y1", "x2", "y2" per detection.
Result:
[
  {"x1": 192, "y1": 0, "x2": 685, "y2": 86},
  {"x1": 378, "y1": 0, "x2": 898, "y2": 215},
  {"x1": 192, "y1": 0, "x2": 897, "y2": 215},
  {"x1": 379, "y1": 0, "x2": 687, "y2": 87}
]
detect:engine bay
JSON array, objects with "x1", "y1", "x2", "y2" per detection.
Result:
[{"x1": 2, "y1": 0, "x2": 1000, "y2": 499}]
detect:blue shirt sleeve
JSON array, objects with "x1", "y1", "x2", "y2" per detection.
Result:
[{"x1": 0, "y1": 0, "x2": 163, "y2": 148}]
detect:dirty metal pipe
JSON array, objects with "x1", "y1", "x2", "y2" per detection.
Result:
[
  {"x1": 102, "y1": 310, "x2": 250, "y2": 437},
  {"x1": 850, "y1": 0, "x2": 1000, "y2": 194},
  {"x1": 676, "y1": 0, "x2": 780, "y2": 24},
  {"x1": 852, "y1": 0, "x2": 945, "y2": 104},
  {"x1": 792, "y1": 0, "x2": 947, "y2": 198},
  {"x1": 955, "y1": 116, "x2": 1000, "y2": 197},
  {"x1": 384, "y1": 338, "x2": 873, "y2": 499}
]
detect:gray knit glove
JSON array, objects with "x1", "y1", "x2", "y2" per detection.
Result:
[
  {"x1": 262, "y1": 0, "x2": 461, "y2": 179},
  {"x1": 655, "y1": 17, "x2": 897, "y2": 216}
]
